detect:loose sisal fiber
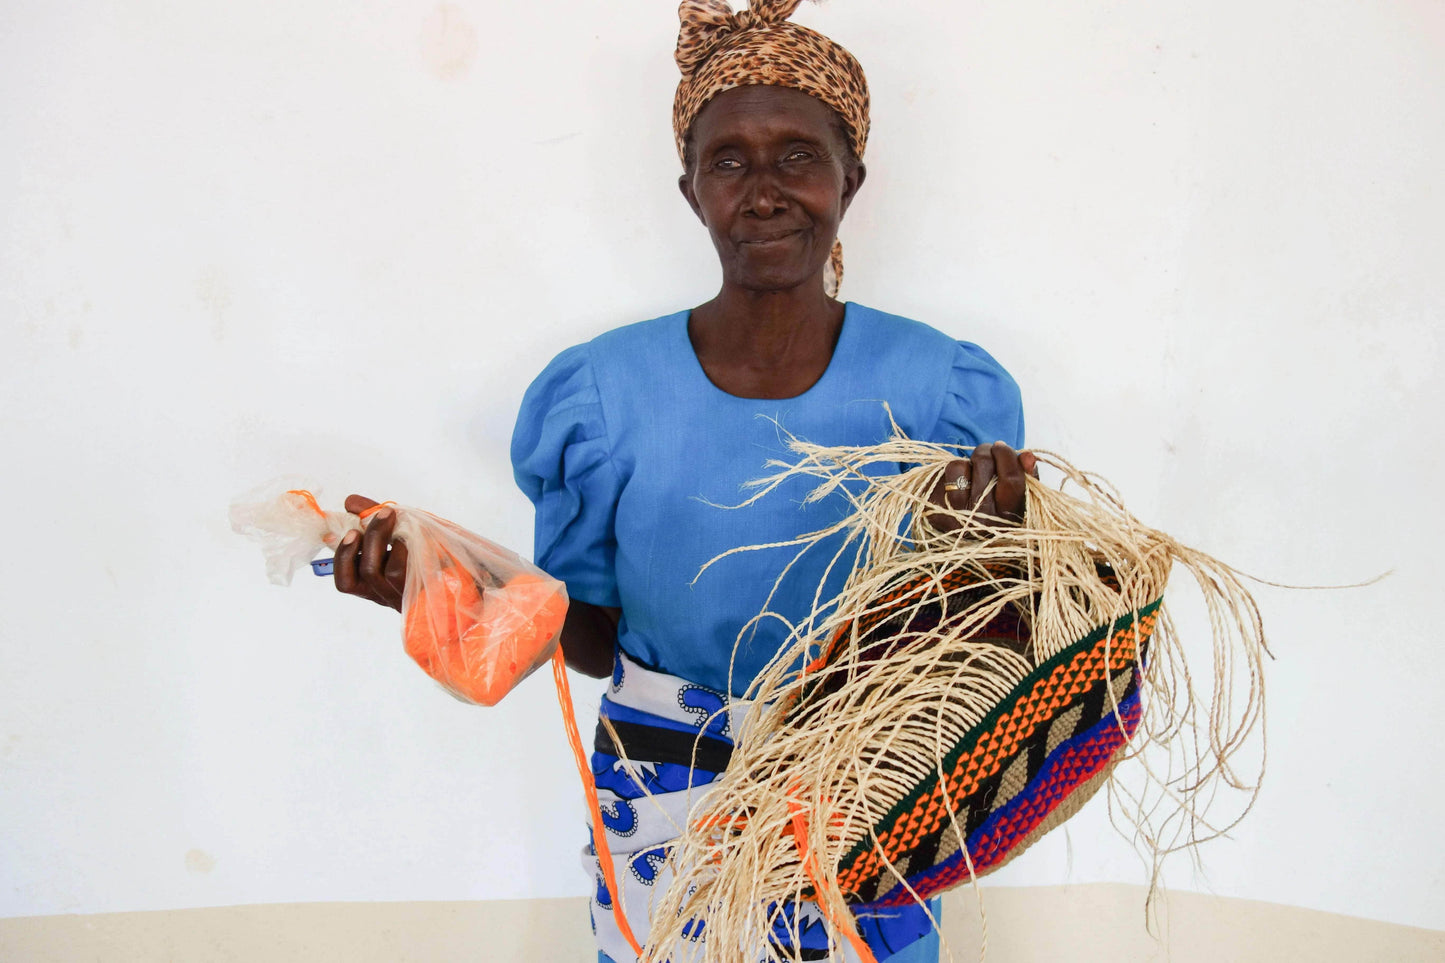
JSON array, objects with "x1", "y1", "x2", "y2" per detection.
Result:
[{"x1": 639, "y1": 429, "x2": 1269, "y2": 963}]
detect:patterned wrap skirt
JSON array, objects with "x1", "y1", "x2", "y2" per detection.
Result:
[{"x1": 587, "y1": 651, "x2": 942, "y2": 963}]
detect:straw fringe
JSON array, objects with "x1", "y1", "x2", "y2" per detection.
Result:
[{"x1": 643, "y1": 430, "x2": 1269, "y2": 963}]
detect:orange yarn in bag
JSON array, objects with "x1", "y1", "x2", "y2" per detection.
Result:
[{"x1": 404, "y1": 559, "x2": 568, "y2": 706}]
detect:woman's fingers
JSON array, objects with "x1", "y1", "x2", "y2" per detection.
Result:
[
  {"x1": 356, "y1": 508, "x2": 392, "y2": 593},
  {"x1": 383, "y1": 538, "x2": 409, "y2": 606},
  {"x1": 333, "y1": 529, "x2": 369, "y2": 600},
  {"x1": 359, "y1": 507, "x2": 404, "y2": 611},
  {"x1": 344, "y1": 494, "x2": 380, "y2": 516},
  {"x1": 941, "y1": 458, "x2": 972, "y2": 508},
  {"x1": 971, "y1": 443, "x2": 997, "y2": 517},
  {"x1": 926, "y1": 459, "x2": 972, "y2": 533},
  {"x1": 930, "y1": 445, "x2": 1037, "y2": 537},
  {"x1": 333, "y1": 503, "x2": 406, "y2": 611},
  {"x1": 993, "y1": 442, "x2": 1027, "y2": 522}
]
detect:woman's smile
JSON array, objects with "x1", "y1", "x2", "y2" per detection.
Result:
[{"x1": 739, "y1": 227, "x2": 804, "y2": 246}]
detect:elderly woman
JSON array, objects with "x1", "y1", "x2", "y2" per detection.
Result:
[{"x1": 337, "y1": 2, "x2": 1034, "y2": 961}]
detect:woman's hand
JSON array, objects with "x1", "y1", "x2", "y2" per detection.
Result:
[
  {"x1": 333, "y1": 495, "x2": 409, "y2": 611},
  {"x1": 926, "y1": 442, "x2": 1038, "y2": 534}
]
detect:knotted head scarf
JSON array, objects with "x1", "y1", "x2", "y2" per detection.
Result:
[{"x1": 673, "y1": 0, "x2": 870, "y2": 295}]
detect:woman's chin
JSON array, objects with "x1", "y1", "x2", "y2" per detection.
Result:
[
  {"x1": 727, "y1": 256, "x2": 826, "y2": 294},
  {"x1": 734, "y1": 272, "x2": 819, "y2": 294}
]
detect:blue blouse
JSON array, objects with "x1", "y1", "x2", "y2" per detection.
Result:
[{"x1": 511, "y1": 302, "x2": 1024, "y2": 696}]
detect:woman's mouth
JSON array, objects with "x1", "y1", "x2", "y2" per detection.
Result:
[{"x1": 740, "y1": 229, "x2": 803, "y2": 247}]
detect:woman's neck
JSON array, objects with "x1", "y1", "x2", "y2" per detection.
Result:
[{"x1": 688, "y1": 282, "x2": 845, "y2": 400}]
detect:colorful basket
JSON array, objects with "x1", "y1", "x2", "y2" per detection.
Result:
[
  {"x1": 804, "y1": 566, "x2": 1157, "y2": 905},
  {"x1": 637, "y1": 441, "x2": 1266, "y2": 963}
]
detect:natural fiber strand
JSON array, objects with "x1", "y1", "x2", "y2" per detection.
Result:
[{"x1": 641, "y1": 430, "x2": 1270, "y2": 963}]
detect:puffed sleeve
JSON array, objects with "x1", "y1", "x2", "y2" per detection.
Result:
[
  {"x1": 932, "y1": 341, "x2": 1026, "y2": 450},
  {"x1": 510, "y1": 344, "x2": 622, "y2": 608}
]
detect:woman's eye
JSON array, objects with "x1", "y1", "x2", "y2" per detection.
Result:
[
  {"x1": 785, "y1": 149, "x2": 814, "y2": 162},
  {"x1": 713, "y1": 157, "x2": 742, "y2": 171}
]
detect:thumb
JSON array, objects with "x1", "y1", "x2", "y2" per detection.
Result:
[{"x1": 343, "y1": 494, "x2": 381, "y2": 515}]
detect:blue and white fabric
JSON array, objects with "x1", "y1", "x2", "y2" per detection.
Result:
[{"x1": 587, "y1": 650, "x2": 942, "y2": 963}]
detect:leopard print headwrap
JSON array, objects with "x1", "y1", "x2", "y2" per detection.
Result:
[{"x1": 674, "y1": 0, "x2": 869, "y2": 295}]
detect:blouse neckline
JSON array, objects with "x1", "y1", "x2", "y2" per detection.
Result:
[{"x1": 677, "y1": 301, "x2": 859, "y2": 403}]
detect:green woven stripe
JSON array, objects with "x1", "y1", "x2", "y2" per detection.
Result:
[{"x1": 837, "y1": 597, "x2": 1162, "y2": 873}]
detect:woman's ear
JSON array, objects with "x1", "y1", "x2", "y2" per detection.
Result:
[
  {"x1": 678, "y1": 173, "x2": 707, "y2": 223},
  {"x1": 839, "y1": 161, "x2": 867, "y2": 218}
]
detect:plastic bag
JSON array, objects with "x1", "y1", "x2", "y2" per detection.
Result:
[{"x1": 230, "y1": 481, "x2": 568, "y2": 706}]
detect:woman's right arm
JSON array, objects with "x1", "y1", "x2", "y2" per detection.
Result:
[
  {"x1": 560, "y1": 601, "x2": 620, "y2": 678},
  {"x1": 511, "y1": 343, "x2": 623, "y2": 678}
]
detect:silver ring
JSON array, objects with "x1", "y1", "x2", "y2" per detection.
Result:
[{"x1": 952, "y1": 475, "x2": 970, "y2": 493}]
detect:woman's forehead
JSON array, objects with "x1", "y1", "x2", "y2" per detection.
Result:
[{"x1": 691, "y1": 85, "x2": 839, "y2": 144}]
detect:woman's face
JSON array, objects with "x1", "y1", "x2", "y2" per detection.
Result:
[{"x1": 680, "y1": 85, "x2": 866, "y2": 295}]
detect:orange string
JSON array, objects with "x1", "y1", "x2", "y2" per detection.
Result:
[
  {"x1": 284, "y1": 491, "x2": 396, "y2": 523},
  {"x1": 285, "y1": 489, "x2": 326, "y2": 518},
  {"x1": 786, "y1": 790, "x2": 877, "y2": 963},
  {"x1": 553, "y1": 646, "x2": 645, "y2": 960}
]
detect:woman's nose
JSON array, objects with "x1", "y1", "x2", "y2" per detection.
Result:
[{"x1": 742, "y1": 170, "x2": 787, "y2": 217}]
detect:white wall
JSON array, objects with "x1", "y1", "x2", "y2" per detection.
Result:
[{"x1": 2, "y1": 0, "x2": 1441, "y2": 933}]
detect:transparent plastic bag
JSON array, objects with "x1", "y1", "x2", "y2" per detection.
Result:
[{"x1": 231, "y1": 481, "x2": 568, "y2": 706}]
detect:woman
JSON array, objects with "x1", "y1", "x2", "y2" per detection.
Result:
[{"x1": 336, "y1": 2, "x2": 1035, "y2": 960}]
